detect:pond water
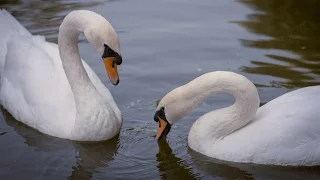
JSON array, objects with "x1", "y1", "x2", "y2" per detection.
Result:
[{"x1": 0, "y1": 0, "x2": 320, "y2": 179}]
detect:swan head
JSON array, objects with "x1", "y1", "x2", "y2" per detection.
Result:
[
  {"x1": 83, "y1": 12, "x2": 122, "y2": 85},
  {"x1": 154, "y1": 107, "x2": 171, "y2": 140},
  {"x1": 154, "y1": 86, "x2": 196, "y2": 140}
]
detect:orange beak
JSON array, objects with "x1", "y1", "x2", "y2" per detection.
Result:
[
  {"x1": 155, "y1": 116, "x2": 171, "y2": 140},
  {"x1": 103, "y1": 57, "x2": 119, "y2": 85}
]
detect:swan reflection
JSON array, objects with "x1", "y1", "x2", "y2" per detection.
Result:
[
  {"x1": 156, "y1": 139, "x2": 198, "y2": 180},
  {"x1": 189, "y1": 148, "x2": 320, "y2": 180},
  {"x1": 0, "y1": 108, "x2": 119, "y2": 180}
]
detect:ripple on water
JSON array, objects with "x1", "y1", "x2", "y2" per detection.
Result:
[{"x1": 1, "y1": 0, "x2": 320, "y2": 179}]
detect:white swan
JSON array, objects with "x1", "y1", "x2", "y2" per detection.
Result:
[
  {"x1": 0, "y1": 9, "x2": 123, "y2": 141},
  {"x1": 154, "y1": 71, "x2": 320, "y2": 166}
]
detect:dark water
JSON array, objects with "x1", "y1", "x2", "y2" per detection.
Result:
[{"x1": 1, "y1": 0, "x2": 320, "y2": 179}]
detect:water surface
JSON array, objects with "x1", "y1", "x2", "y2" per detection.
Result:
[{"x1": 0, "y1": 0, "x2": 320, "y2": 179}]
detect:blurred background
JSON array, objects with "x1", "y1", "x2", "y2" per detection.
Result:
[{"x1": 0, "y1": 0, "x2": 320, "y2": 179}]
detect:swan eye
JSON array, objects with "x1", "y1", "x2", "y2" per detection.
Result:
[
  {"x1": 102, "y1": 44, "x2": 122, "y2": 65},
  {"x1": 154, "y1": 107, "x2": 165, "y2": 122},
  {"x1": 158, "y1": 107, "x2": 165, "y2": 118},
  {"x1": 154, "y1": 107, "x2": 171, "y2": 140},
  {"x1": 102, "y1": 44, "x2": 114, "y2": 58},
  {"x1": 102, "y1": 44, "x2": 122, "y2": 85}
]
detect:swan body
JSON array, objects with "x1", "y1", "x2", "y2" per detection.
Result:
[
  {"x1": 0, "y1": 9, "x2": 122, "y2": 141},
  {"x1": 154, "y1": 71, "x2": 320, "y2": 166}
]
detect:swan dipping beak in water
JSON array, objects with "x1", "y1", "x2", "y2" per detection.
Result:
[
  {"x1": 154, "y1": 107, "x2": 171, "y2": 140},
  {"x1": 153, "y1": 71, "x2": 320, "y2": 166}
]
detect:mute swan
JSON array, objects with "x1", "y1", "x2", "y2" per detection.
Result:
[
  {"x1": 0, "y1": 9, "x2": 123, "y2": 141},
  {"x1": 154, "y1": 71, "x2": 320, "y2": 166}
]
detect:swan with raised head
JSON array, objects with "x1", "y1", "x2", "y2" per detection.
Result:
[
  {"x1": 154, "y1": 71, "x2": 320, "y2": 166},
  {"x1": 0, "y1": 9, "x2": 123, "y2": 141}
]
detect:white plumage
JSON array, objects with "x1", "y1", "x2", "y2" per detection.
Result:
[
  {"x1": 157, "y1": 71, "x2": 320, "y2": 166},
  {"x1": 0, "y1": 9, "x2": 122, "y2": 141}
]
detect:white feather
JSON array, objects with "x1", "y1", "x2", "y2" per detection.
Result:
[
  {"x1": 0, "y1": 9, "x2": 122, "y2": 141},
  {"x1": 158, "y1": 71, "x2": 320, "y2": 166}
]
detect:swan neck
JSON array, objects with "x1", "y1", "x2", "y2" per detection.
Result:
[
  {"x1": 58, "y1": 12, "x2": 96, "y2": 100},
  {"x1": 189, "y1": 71, "x2": 260, "y2": 140}
]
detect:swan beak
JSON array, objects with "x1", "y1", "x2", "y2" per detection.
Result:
[
  {"x1": 103, "y1": 57, "x2": 119, "y2": 85},
  {"x1": 155, "y1": 116, "x2": 171, "y2": 140}
]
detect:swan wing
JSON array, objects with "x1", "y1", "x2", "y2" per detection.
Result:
[
  {"x1": 0, "y1": 9, "x2": 76, "y2": 138},
  {"x1": 0, "y1": 9, "x2": 121, "y2": 140},
  {"x1": 215, "y1": 86, "x2": 320, "y2": 165},
  {"x1": 0, "y1": 9, "x2": 31, "y2": 71}
]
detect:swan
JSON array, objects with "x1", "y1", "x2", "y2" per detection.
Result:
[
  {"x1": 0, "y1": 9, "x2": 123, "y2": 141},
  {"x1": 154, "y1": 71, "x2": 320, "y2": 166}
]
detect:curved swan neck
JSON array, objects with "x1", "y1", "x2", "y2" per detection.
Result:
[
  {"x1": 186, "y1": 71, "x2": 260, "y2": 140},
  {"x1": 58, "y1": 11, "x2": 95, "y2": 96}
]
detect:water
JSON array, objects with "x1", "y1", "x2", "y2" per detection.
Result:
[{"x1": 1, "y1": 0, "x2": 320, "y2": 179}]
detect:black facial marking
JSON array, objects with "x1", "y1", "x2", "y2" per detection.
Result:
[
  {"x1": 154, "y1": 107, "x2": 171, "y2": 140},
  {"x1": 158, "y1": 123, "x2": 171, "y2": 141},
  {"x1": 163, "y1": 123, "x2": 171, "y2": 137},
  {"x1": 154, "y1": 107, "x2": 165, "y2": 122},
  {"x1": 102, "y1": 44, "x2": 122, "y2": 65}
]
